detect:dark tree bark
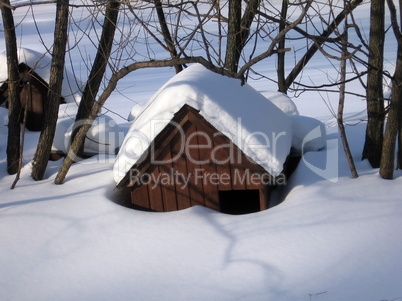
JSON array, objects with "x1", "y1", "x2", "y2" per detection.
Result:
[
  {"x1": 10, "y1": 83, "x2": 30, "y2": 189},
  {"x1": 277, "y1": 0, "x2": 289, "y2": 93},
  {"x1": 224, "y1": 0, "x2": 261, "y2": 73},
  {"x1": 397, "y1": 0, "x2": 402, "y2": 170},
  {"x1": 72, "y1": 0, "x2": 120, "y2": 157},
  {"x1": 155, "y1": 0, "x2": 182, "y2": 74},
  {"x1": 239, "y1": 0, "x2": 260, "y2": 52},
  {"x1": 379, "y1": 47, "x2": 402, "y2": 179},
  {"x1": 380, "y1": 0, "x2": 402, "y2": 179},
  {"x1": 31, "y1": 0, "x2": 69, "y2": 180},
  {"x1": 362, "y1": 0, "x2": 386, "y2": 168},
  {"x1": 1, "y1": 0, "x2": 22, "y2": 174},
  {"x1": 224, "y1": 0, "x2": 242, "y2": 73}
]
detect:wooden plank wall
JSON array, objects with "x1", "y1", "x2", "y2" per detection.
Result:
[{"x1": 131, "y1": 116, "x2": 271, "y2": 212}]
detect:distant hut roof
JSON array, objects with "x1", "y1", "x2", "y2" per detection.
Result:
[
  {"x1": 0, "y1": 47, "x2": 82, "y2": 103},
  {"x1": 114, "y1": 64, "x2": 292, "y2": 185}
]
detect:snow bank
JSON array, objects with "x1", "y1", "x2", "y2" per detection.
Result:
[
  {"x1": 260, "y1": 91, "x2": 299, "y2": 115},
  {"x1": 52, "y1": 113, "x2": 123, "y2": 155},
  {"x1": 290, "y1": 115, "x2": 326, "y2": 155},
  {"x1": 114, "y1": 64, "x2": 292, "y2": 183},
  {"x1": 127, "y1": 103, "x2": 143, "y2": 122},
  {"x1": 0, "y1": 48, "x2": 82, "y2": 103}
]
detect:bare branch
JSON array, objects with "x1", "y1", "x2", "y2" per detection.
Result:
[
  {"x1": 237, "y1": 0, "x2": 313, "y2": 78},
  {"x1": 386, "y1": 0, "x2": 402, "y2": 40}
]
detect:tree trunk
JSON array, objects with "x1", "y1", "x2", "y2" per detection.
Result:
[
  {"x1": 72, "y1": 0, "x2": 120, "y2": 158},
  {"x1": 338, "y1": 21, "x2": 358, "y2": 178},
  {"x1": 239, "y1": 0, "x2": 260, "y2": 51},
  {"x1": 277, "y1": 0, "x2": 289, "y2": 93},
  {"x1": 362, "y1": 0, "x2": 385, "y2": 168},
  {"x1": 1, "y1": 0, "x2": 22, "y2": 174},
  {"x1": 31, "y1": 0, "x2": 69, "y2": 180},
  {"x1": 398, "y1": 0, "x2": 402, "y2": 170},
  {"x1": 224, "y1": 0, "x2": 242, "y2": 73},
  {"x1": 379, "y1": 61, "x2": 401, "y2": 179},
  {"x1": 224, "y1": 0, "x2": 260, "y2": 73},
  {"x1": 155, "y1": 0, "x2": 182, "y2": 74},
  {"x1": 398, "y1": 87, "x2": 402, "y2": 169},
  {"x1": 55, "y1": 1, "x2": 120, "y2": 183},
  {"x1": 380, "y1": 0, "x2": 402, "y2": 179},
  {"x1": 11, "y1": 83, "x2": 30, "y2": 189}
]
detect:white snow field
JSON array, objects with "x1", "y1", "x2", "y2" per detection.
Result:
[{"x1": 1, "y1": 2, "x2": 402, "y2": 301}]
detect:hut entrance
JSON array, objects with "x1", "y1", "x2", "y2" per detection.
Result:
[{"x1": 219, "y1": 190, "x2": 260, "y2": 215}]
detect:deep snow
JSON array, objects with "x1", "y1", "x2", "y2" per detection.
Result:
[{"x1": 1, "y1": 1, "x2": 402, "y2": 301}]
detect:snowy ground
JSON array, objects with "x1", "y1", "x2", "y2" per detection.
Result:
[
  {"x1": 1, "y1": 108, "x2": 402, "y2": 301},
  {"x1": 1, "y1": 2, "x2": 402, "y2": 301}
]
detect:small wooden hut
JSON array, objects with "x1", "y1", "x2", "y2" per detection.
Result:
[
  {"x1": 0, "y1": 48, "x2": 80, "y2": 132},
  {"x1": 117, "y1": 104, "x2": 287, "y2": 214},
  {"x1": 114, "y1": 64, "x2": 292, "y2": 214},
  {"x1": 0, "y1": 62, "x2": 58, "y2": 131}
]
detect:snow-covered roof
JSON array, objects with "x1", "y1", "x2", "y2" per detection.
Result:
[
  {"x1": 114, "y1": 64, "x2": 292, "y2": 184},
  {"x1": 260, "y1": 91, "x2": 299, "y2": 116},
  {"x1": 0, "y1": 48, "x2": 82, "y2": 103}
]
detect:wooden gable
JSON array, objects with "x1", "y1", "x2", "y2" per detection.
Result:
[
  {"x1": 119, "y1": 104, "x2": 280, "y2": 214},
  {"x1": 0, "y1": 63, "x2": 64, "y2": 131}
]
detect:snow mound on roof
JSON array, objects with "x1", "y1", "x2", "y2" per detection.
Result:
[
  {"x1": 0, "y1": 48, "x2": 82, "y2": 103},
  {"x1": 127, "y1": 103, "x2": 143, "y2": 122},
  {"x1": 290, "y1": 115, "x2": 326, "y2": 155},
  {"x1": 114, "y1": 64, "x2": 292, "y2": 184},
  {"x1": 260, "y1": 91, "x2": 299, "y2": 115}
]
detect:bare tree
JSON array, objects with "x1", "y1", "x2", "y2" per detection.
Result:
[
  {"x1": 0, "y1": 0, "x2": 21, "y2": 175},
  {"x1": 362, "y1": 0, "x2": 386, "y2": 168},
  {"x1": 224, "y1": 0, "x2": 242, "y2": 73},
  {"x1": 154, "y1": 0, "x2": 183, "y2": 73},
  {"x1": 31, "y1": 0, "x2": 70, "y2": 180},
  {"x1": 338, "y1": 19, "x2": 358, "y2": 178},
  {"x1": 224, "y1": 0, "x2": 261, "y2": 73},
  {"x1": 380, "y1": 0, "x2": 402, "y2": 179},
  {"x1": 277, "y1": 0, "x2": 289, "y2": 93},
  {"x1": 55, "y1": 0, "x2": 120, "y2": 183},
  {"x1": 72, "y1": 0, "x2": 120, "y2": 157}
]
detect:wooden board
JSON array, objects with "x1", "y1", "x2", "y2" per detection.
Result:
[
  {"x1": 131, "y1": 184, "x2": 149, "y2": 209},
  {"x1": 147, "y1": 165, "x2": 164, "y2": 212},
  {"x1": 157, "y1": 144, "x2": 178, "y2": 212},
  {"x1": 183, "y1": 122, "x2": 205, "y2": 207},
  {"x1": 170, "y1": 130, "x2": 191, "y2": 210},
  {"x1": 195, "y1": 125, "x2": 220, "y2": 211}
]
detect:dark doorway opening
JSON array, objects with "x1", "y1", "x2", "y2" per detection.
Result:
[{"x1": 219, "y1": 190, "x2": 260, "y2": 215}]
